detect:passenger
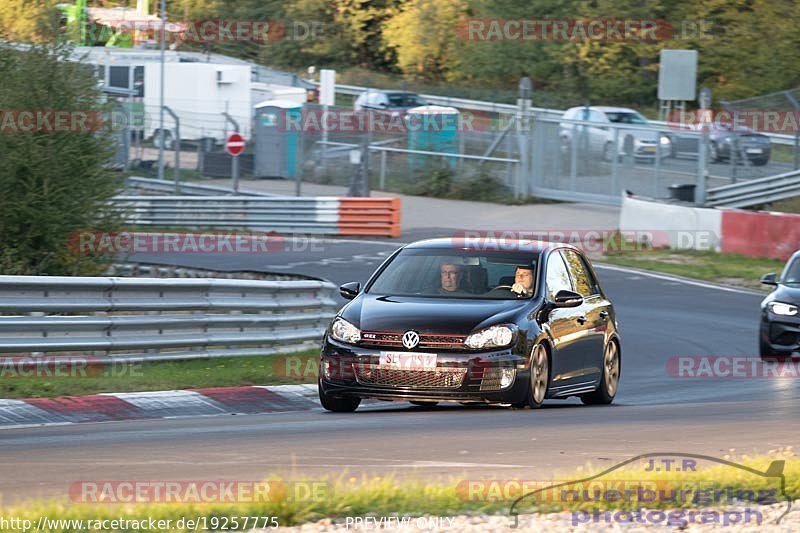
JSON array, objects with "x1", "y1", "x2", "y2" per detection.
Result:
[
  {"x1": 439, "y1": 261, "x2": 467, "y2": 295},
  {"x1": 511, "y1": 265, "x2": 535, "y2": 297}
]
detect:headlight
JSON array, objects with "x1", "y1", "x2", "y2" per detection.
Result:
[
  {"x1": 768, "y1": 302, "x2": 798, "y2": 316},
  {"x1": 330, "y1": 317, "x2": 361, "y2": 344},
  {"x1": 659, "y1": 135, "x2": 671, "y2": 145},
  {"x1": 465, "y1": 325, "x2": 516, "y2": 349}
]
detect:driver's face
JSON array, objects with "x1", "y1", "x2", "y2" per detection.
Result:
[
  {"x1": 514, "y1": 268, "x2": 533, "y2": 290},
  {"x1": 440, "y1": 264, "x2": 460, "y2": 291}
]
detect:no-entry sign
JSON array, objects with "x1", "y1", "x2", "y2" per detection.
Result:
[{"x1": 225, "y1": 133, "x2": 246, "y2": 156}]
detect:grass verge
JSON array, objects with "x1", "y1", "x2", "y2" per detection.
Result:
[
  {"x1": 1, "y1": 453, "x2": 796, "y2": 531},
  {"x1": 0, "y1": 351, "x2": 319, "y2": 399},
  {"x1": 600, "y1": 248, "x2": 786, "y2": 290}
]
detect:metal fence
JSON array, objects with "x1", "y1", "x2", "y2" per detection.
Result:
[
  {"x1": 114, "y1": 85, "x2": 799, "y2": 207},
  {"x1": 0, "y1": 275, "x2": 337, "y2": 363}
]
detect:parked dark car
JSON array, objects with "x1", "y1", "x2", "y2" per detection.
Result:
[
  {"x1": 760, "y1": 251, "x2": 800, "y2": 359},
  {"x1": 353, "y1": 90, "x2": 426, "y2": 115},
  {"x1": 318, "y1": 238, "x2": 621, "y2": 412},
  {"x1": 668, "y1": 123, "x2": 771, "y2": 165}
]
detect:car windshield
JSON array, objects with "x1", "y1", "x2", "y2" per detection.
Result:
[
  {"x1": 387, "y1": 93, "x2": 424, "y2": 107},
  {"x1": 782, "y1": 258, "x2": 800, "y2": 285},
  {"x1": 366, "y1": 248, "x2": 540, "y2": 299},
  {"x1": 604, "y1": 111, "x2": 649, "y2": 124}
]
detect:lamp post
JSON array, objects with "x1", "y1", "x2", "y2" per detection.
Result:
[
  {"x1": 157, "y1": 0, "x2": 166, "y2": 181},
  {"x1": 696, "y1": 87, "x2": 711, "y2": 205}
]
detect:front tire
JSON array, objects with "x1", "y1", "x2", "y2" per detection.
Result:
[
  {"x1": 318, "y1": 380, "x2": 361, "y2": 412},
  {"x1": 708, "y1": 141, "x2": 720, "y2": 163},
  {"x1": 603, "y1": 142, "x2": 614, "y2": 162},
  {"x1": 515, "y1": 343, "x2": 550, "y2": 409},
  {"x1": 581, "y1": 340, "x2": 620, "y2": 405}
]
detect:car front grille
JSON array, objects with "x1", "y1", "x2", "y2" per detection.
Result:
[
  {"x1": 353, "y1": 363, "x2": 467, "y2": 389},
  {"x1": 359, "y1": 331, "x2": 466, "y2": 351}
]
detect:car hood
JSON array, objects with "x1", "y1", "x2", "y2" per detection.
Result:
[
  {"x1": 341, "y1": 294, "x2": 530, "y2": 334},
  {"x1": 771, "y1": 284, "x2": 800, "y2": 305}
]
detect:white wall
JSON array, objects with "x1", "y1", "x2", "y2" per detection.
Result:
[
  {"x1": 143, "y1": 63, "x2": 252, "y2": 141},
  {"x1": 619, "y1": 195, "x2": 722, "y2": 251}
]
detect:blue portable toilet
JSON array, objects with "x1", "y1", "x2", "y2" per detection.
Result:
[
  {"x1": 406, "y1": 105, "x2": 460, "y2": 172},
  {"x1": 254, "y1": 99, "x2": 303, "y2": 179}
]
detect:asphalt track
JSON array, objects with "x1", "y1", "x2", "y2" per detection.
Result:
[{"x1": 0, "y1": 237, "x2": 797, "y2": 503}]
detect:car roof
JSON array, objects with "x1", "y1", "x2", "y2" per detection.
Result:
[
  {"x1": 566, "y1": 106, "x2": 639, "y2": 113},
  {"x1": 403, "y1": 237, "x2": 578, "y2": 253},
  {"x1": 364, "y1": 90, "x2": 419, "y2": 96}
]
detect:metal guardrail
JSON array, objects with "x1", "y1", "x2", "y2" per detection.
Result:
[
  {"x1": 113, "y1": 195, "x2": 402, "y2": 237},
  {"x1": 115, "y1": 195, "x2": 342, "y2": 234},
  {"x1": 126, "y1": 176, "x2": 271, "y2": 197},
  {"x1": 0, "y1": 275, "x2": 337, "y2": 363},
  {"x1": 330, "y1": 82, "x2": 797, "y2": 147},
  {"x1": 706, "y1": 168, "x2": 800, "y2": 208}
]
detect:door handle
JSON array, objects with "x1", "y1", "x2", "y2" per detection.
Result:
[
  {"x1": 576, "y1": 316, "x2": 587, "y2": 325},
  {"x1": 599, "y1": 311, "x2": 609, "y2": 320}
]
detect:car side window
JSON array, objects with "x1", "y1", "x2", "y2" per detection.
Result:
[
  {"x1": 562, "y1": 250, "x2": 600, "y2": 297},
  {"x1": 546, "y1": 251, "x2": 572, "y2": 300},
  {"x1": 590, "y1": 110, "x2": 607, "y2": 123},
  {"x1": 783, "y1": 258, "x2": 800, "y2": 283}
]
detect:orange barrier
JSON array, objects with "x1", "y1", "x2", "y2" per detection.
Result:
[
  {"x1": 338, "y1": 197, "x2": 402, "y2": 238},
  {"x1": 721, "y1": 209, "x2": 800, "y2": 260}
]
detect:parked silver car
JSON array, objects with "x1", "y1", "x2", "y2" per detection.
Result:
[{"x1": 559, "y1": 106, "x2": 671, "y2": 162}]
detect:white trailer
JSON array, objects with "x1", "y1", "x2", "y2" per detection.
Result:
[{"x1": 142, "y1": 62, "x2": 252, "y2": 148}]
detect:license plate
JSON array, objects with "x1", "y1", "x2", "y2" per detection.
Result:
[
  {"x1": 642, "y1": 146, "x2": 656, "y2": 153},
  {"x1": 379, "y1": 352, "x2": 437, "y2": 370},
  {"x1": 746, "y1": 148, "x2": 763, "y2": 154}
]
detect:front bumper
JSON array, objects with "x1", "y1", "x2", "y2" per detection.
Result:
[
  {"x1": 319, "y1": 337, "x2": 530, "y2": 404},
  {"x1": 761, "y1": 314, "x2": 800, "y2": 353}
]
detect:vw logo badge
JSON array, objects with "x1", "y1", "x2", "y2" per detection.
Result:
[{"x1": 402, "y1": 330, "x2": 420, "y2": 350}]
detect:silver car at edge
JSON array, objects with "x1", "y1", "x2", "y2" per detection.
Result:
[{"x1": 559, "y1": 106, "x2": 672, "y2": 162}]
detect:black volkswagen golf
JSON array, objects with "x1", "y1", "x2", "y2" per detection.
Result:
[
  {"x1": 318, "y1": 238, "x2": 621, "y2": 412},
  {"x1": 760, "y1": 250, "x2": 800, "y2": 359}
]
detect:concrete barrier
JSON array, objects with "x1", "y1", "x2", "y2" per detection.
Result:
[
  {"x1": 720, "y1": 209, "x2": 800, "y2": 261},
  {"x1": 619, "y1": 195, "x2": 722, "y2": 251},
  {"x1": 619, "y1": 195, "x2": 800, "y2": 260}
]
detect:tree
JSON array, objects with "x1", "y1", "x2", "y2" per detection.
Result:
[
  {"x1": 0, "y1": 44, "x2": 123, "y2": 275},
  {"x1": 0, "y1": 0, "x2": 60, "y2": 42},
  {"x1": 383, "y1": 0, "x2": 468, "y2": 81}
]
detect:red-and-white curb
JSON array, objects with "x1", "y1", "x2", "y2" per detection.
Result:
[{"x1": 0, "y1": 384, "x2": 319, "y2": 429}]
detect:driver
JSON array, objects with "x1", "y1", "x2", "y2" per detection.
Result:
[
  {"x1": 510, "y1": 265, "x2": 535, "y2": 297},
  {"x1": 439, "y1": 261, "x2": 466, "y2": 294}
]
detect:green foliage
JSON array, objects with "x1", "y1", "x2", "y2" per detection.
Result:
[
  {"x1": 9, "y1": 1, "x2": 800, "y2": 108},
  {"x1": 0, "y1": 44, "x2": 123, "y2": 275},
  {"x1": 409, "y1": 167, "x2": 454, "y2": 197},
  {"x1": 0, "y1": 0, "x2": 60, "y2": 42}
]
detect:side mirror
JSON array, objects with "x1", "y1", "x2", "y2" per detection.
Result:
[
  {"x1": 553, "y1": 289, "x2": 583, "y2": 308},
  {"x1": 339, "y1": 281, "x2": 361, "y2": 300},
  {"x1": 760, "y1": 273, "x2": 778, "y2": 286}
]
